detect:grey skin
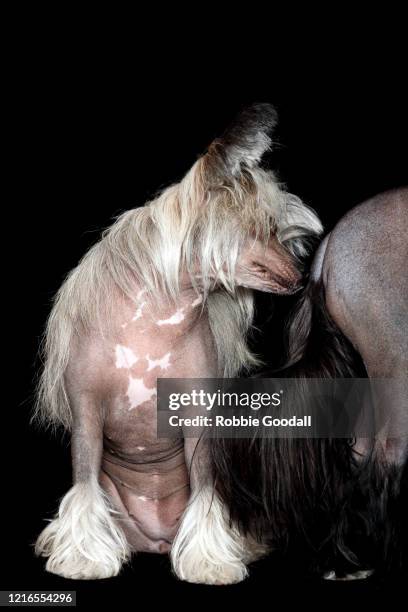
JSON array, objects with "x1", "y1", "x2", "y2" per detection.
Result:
[{"x1": 313, "y1": 187, "x2": 408, "y2": 464}]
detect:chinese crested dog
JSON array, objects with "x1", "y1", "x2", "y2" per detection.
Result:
[{"x1": 34, "y1": 104, "x2": 322, "y2": 583}]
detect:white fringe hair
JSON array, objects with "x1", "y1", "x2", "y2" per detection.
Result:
[
  {"x1": 170, "y1": 484, "x2": 250, "y2": 584},
  {"x1": 35, "y1": 480, "x2": 130, "y2": 579},
  {"x1": 34, "y1": 108, "x2": 323, "y2": 432}
]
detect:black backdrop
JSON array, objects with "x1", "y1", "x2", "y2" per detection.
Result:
[{"x1": 5, "y1": 52, "x2": 407, "y2": 607}]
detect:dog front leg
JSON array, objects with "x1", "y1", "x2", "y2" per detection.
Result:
[
  {"x1": 171, "y1": 437, "x2": 261, "y2": 585},
  {"x1": 35, "y1": 394, "x2": 130, "y2": 579}
]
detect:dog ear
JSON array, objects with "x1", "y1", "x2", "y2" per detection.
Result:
[
  {"x1": 235, "y1": 236, "x2": 302, "y2": 294},
  {"x1": 205, "y1": 103, "x2": 277, "y2": 177}
]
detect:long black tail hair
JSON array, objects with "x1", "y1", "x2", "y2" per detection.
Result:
[{"x1": 211, "y1": 278, "x2": 407, "y2": 576}]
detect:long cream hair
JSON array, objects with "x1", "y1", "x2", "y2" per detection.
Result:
[{"x1": 34, "y1": 104, "x2": 322, "y2": 430}]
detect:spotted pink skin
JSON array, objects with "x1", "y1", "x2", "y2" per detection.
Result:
[
  {"x1": 63, "y1": 238, "x2": 303, "y2": 554},
  {"x1": 65, "y1": 287, "x2": 216, "y2": 554}
]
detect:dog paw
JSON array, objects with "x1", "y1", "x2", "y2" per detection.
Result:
[
  {"x1": 174, "y1": 554, "x2": 248, "y2": 585},
  {"x1": 323, "y1": 569, "x2": 374, "y2": 581},
  {"x1": 45, "y1": 554, "x2": 120, "y2": 580}
]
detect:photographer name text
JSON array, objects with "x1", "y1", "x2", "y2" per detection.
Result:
[{"x1": 167, "y1": 414, "x2": 312, "y2": 428}]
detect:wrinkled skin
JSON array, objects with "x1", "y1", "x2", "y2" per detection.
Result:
[
  {"x1": 62, "y1": 233, "x2": 302, "y2": 555},
  {"x1": 65, "y1": 288, "x2": 217, "y2": 553}
]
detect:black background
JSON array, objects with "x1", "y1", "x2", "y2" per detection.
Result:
[{"x1": 5, "y1": 31, "x2": 408, "y2": 608}]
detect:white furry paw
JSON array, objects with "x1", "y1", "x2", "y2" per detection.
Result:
[
  {"x1": 35, "y1": 482, "x2": 130, "y2": 580},
  {"x1": 171, "y1": 486, "x2": 250, "y2": 585},
  {"x1": 323, "y1": 569, "x2": 374, "y2": 581},
  {"x1": 173, "y1": 551, "x2": 248, "y2": 585}
]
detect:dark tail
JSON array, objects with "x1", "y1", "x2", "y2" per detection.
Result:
[
  {"x1": 283, "y1": 278, "x2": 363, "y2": 376},
  {"x1": 211, "y1": 278, "x2": 407, "y2": 577}
]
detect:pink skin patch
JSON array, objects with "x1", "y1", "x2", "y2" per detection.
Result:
[
  {"x1": 67, "y1": 283, "x2": 216, "y2": 553},
  {"x1": 121, "y1": 289, "x2": 148, "y2": 328},
  {"x1": 132, "y1": 301, "x2": 147, "y2": 321},
  {"x1": 146, "y1": 352, "x2": 171, "y2": 372},
  {"x1": 157, "y1": 308, "x2": 185, "y2": 326},
  {"x1": 126, "y1": 376, "x2": 156, "y2": 410},
  {"x1": 115, "y1": 345, "x2": 138, "y2": 368},
  {"x1": 113, "y1": 292, "x2": 209, "y2": 415}
]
